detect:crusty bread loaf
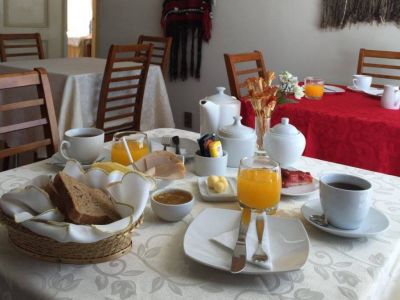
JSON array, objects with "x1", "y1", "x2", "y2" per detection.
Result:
[{"x1": 51, "y1": 172, "x2": 120, "y2": 225}]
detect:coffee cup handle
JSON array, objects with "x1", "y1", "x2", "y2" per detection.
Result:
[
  {"x1": 352, "y1": 78, "x2": 358, "y2": 88},
  {"x1": 60, "y1": 140, "x2": 72, "y2": 161}
]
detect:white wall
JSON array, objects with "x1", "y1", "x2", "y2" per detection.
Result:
[{"x1": 97, "y1": 0, "x2": 399, "y2": 130}]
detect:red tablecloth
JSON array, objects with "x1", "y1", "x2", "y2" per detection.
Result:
[{"x1": 240, "y1": 88, "x2": 400, "y2": 176}]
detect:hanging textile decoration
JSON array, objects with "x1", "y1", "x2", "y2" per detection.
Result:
[
  {"x1": 161, "y1": 0, "x2": 213, "y2": 80},
  {"x1": 321, "y1": 0, "x2": 400, "y2": 29}
]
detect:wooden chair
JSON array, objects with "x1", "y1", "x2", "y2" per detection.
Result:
[
  {"x1": 224, "y1": 51, "x2": 268, "y2": 99},
  {"x1": 357, "y1": 48, "x2": 400, "y2": 88},
  {"x1": 96, "y1": 44, "x2": 153, "y2": 141},
  {"x1": 137, "y1": 35, "x2": 172, "y2": 76},
  {"x1": 0, "y1": 33, "x2": 45, "y2": 62},
  {"x1": 0, "y1": 68, "x2": 60, "y2": 168}
]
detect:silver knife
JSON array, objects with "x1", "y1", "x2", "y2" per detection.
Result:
[{"x1": 230, "y1": 207, "x2": 251, "y2": 273}]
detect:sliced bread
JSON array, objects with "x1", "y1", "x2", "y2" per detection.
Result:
[{"x1": 52, "y1": 172, "x2": 120, "y2": 225}]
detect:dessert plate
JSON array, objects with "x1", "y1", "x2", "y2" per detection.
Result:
[
  {"x1": 281, "y1": 168, "x2": 319, "y2": 197},
  {"x1": 324, "y1": 85, "x2": 345, "y2": 93},
  {"x1": 301, "y1": 198, "x2": 390, "y2": 238},
  {"x1": 183, "y1": 208, "x2": 309, "y2": 274},
  {"x1": 150, "y1": 137, "x2": 198, "y2": 159},
  {"x1": 197, "y1": 177, "x2": 237, "y2": 202}
]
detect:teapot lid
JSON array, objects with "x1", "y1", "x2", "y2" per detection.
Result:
[
  {"x1": 219, "y1": 116, "x2": 255, "y2": 138},
  {"x1": 206, "y1": 87, "x2": 238, "y2": 104},
  {"x1": 270, "y1": 118, "x2": 299, "y2": 135}
]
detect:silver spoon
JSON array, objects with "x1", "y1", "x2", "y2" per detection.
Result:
[{"x1": 309, "y1": 214, "x2": 329, "y2": 227}]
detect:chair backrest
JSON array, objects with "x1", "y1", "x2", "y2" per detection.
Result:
[
  {"x1": 96, "y1": 44, "x2": 153, "y2": 141},
  {"x1": 0, "y1": 68, "x2": 59, "y2": 161},
  {"x1": 137, "y1": 35, "x2": 172, "y2": 76},
  {"x1": 224, "y1": 51, "x2": 268, "y2": 99},
  {"x1": 0, "y1": 33, "x2": 45, "y2": 62},
  {"x1": 357, "y1": 48, "x2": 400, "y2": 88}
]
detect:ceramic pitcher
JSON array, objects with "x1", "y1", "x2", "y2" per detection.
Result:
[{"x1": 381, "y1": 85, "x2": 400, "y2": 110}]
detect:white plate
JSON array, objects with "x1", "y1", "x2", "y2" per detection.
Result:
[
  {"x1": 150, "y1": 137, "x2": 198, "y2": 159},
  {"x1": 47, "y1": 152, "x2": 105, "y2": 169},
  {"x1": 183, "y1": 208, "x2": 309, "y2": 274},
  {"x1": 324, "y1": 85, "x2": 345, "y2": 93},
  {"x1": 301, "y1": 198, "x2": 390, "y2": 238},
  {"x1": 347, "y1": 85, "x2": 382, "y2": 94},
  {"x1": 281, "y1": 168, "x2": 319, "y2": 197},
  {"x1": 197, "y1": 177, "x2": 237, "y2": 202},
  {"x1": 364, "y1": 88, "x2": 383, "y2": 98}
]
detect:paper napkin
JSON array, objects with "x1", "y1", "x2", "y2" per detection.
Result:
[{"x1": 211, "y1": 213, "x2": 273, "y2": 269}]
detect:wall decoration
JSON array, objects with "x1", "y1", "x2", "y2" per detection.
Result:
[
  {"x1": 161, "y1": 0, "x2": 213, "y2": 81},
  {"x1": 4, "y1": 0, "x2": 49, "y2": 28},
  {"x1": 321, "y1": 0, "x2": 400, "y2": 29}
]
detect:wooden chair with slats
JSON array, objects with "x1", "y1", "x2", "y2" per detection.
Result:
[
  {"x1": 0, "y1": 33, "x2": 45, "y2": 62},
  {"x1": 357, "y1": 48, "x2": 400, "y2": 88},
  {"x1": 96, "y1": 44, "x2": 153, "y2": 141},
  {"x1": 224, "y1": 51, "x2": 268, "y2": 99},
  {"x1": 0, "y1": 68, "x2": 60, "y2": 169},
  {"x1": 137, "y1": 35, "x2": 172, "y2": 76}
]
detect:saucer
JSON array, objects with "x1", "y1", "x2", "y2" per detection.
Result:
[
  {"x1": 197, "y1": 177, "x2": 237, "y2": 202},
  {"x1": 347, "y1": 86, "x2": 381, "y2": 94},
  {"x1": 48, "y1": 152, "x2": 105, "y2": 169},
  {"x1": 183, "y1": 208, "x2": 309, "y2": 274},
  {"x1": 301, "y1": 198, "x2": 390, "y2": 238}
]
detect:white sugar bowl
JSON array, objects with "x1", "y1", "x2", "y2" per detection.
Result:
[
  {"x1": 218, "y1": 116, "x2": 256, "y2": 168},
  {"x1": 264, "y1": 117, "x2": 306, "y2": 167}
]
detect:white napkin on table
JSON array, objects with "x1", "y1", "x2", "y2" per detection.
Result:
[{"x1": 211, "y1": 213, "x2": 273, "y2": 269}]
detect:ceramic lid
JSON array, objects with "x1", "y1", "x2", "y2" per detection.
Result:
[
  {"x1": 218, "y1": 116, "x2": 255, "y2": 139},
  {"x1": 270, "y1": 118, "x2": 299, "y2": 135},
  {"x1": 206, "y1": 87, "x2": 238, "y2": 104}
]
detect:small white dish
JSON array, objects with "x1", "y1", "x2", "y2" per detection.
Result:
[
  {"x1": 151, "y1": 188, "x2": 194, "y2": 222},
  {"x1": 197, "y1": 177, "x2": 237, "y2": 202},
  {"x1": 150, "y1": 137, "x2": 198, "y2": 159},
  {"x1": 364, "y1": 88, "x2": 383, "y2": 98},
  {"x1": 48, "y1": 152, "x2": 105, "y2": 169},
  {"x1": 183, "y1": 208, "x2": 309, "y2": 274},
  {"x1": 324, "y1": 85, "x2": 345, "y2": 93},
  {"x1": 281, "y1": 168, "x2": 319, "y2": 197},
  {"x1": 301, "y1": 198, "x2": 390, "y2": 238}
]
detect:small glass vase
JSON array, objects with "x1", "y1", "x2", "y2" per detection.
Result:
[{"x1": 255, "y1": 115, "x2": 271, "y2": 155}]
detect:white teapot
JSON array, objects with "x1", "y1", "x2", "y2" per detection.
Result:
[
  {"x1": 264, "y1": 118, "x2": 306, "y2": 167},
  {"x1": 381, "y1": 85, "x2": 400, "y2": 110},
  {"x1": 199, "y1": 87, "x2": 241, "y2": 135}
]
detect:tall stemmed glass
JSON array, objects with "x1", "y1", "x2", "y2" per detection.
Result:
[{"x1": 237, "y1": 155, "x2": 281, "y2": 215}]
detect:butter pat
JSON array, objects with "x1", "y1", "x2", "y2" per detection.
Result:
[{"x1": 207, "y1": 175, "x2": 228, "y2": 193}]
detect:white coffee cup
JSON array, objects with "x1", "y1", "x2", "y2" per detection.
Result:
[
  {"x1": 352, "y1": 75, "x2": 372, "y2": 91},
  {"x1": 60, "y1": 128, "x2": 104, "y2": 164},
  {"x1": 319, "y1": 173, "x2": 372, "y2": 230}
]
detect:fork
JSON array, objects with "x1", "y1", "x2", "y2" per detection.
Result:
[
  {"x1": 161, "y1": 136, "x2": 171, "y2": 151},
  {"x1": 252, "y1": 214, "x2": 268, "y2": 263}
]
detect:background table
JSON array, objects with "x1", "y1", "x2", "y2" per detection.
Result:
[
  {"x1": 0, "y1": 58, "x2": 175, "y2": 139},
  {"x1": 0, "y1": 128, "x2": 400, "y2": 300},
  {"x1": 271, "y1": 88, "x2": 400, "y2": 176}
]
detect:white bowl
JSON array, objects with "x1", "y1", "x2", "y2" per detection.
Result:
[
  {"x1": 194, "y1": 151, "x2": 228, "y2": 176},
  {"x1": 151, "y1": 188, "x2": 194, "y2": 222}
]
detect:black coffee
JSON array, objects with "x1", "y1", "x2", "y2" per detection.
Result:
[
  {"x1": 328, "y1": 182, "x2": 364, "y2": 190},
  {"x1": 74, "y1": 134, "x2": 96, "y2": 138}
]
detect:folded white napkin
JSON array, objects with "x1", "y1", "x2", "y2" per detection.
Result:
[{"x1": 212, "y1": 213, "x2": 273, "y2": 269}]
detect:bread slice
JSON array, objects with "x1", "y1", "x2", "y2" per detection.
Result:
[{"x1": 52, "y1": 172, "x2": 120, "y2": 225}]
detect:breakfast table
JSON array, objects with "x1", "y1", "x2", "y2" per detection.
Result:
[
  {"x1": 0, "y1": 128, "x2": 400, "y2": 300},
  {"x1": 0, "y1": 57, "x2": 175, "y2": 140},
  {"x1": 270, "y1": 87, "x2": 400, "y2": 176}
]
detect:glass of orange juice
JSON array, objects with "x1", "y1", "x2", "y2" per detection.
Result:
[
  {"x1": 304, "y1": 77, "x2": 324, "y2": 100},
  {"x1": 237, "y1": 156, "x2": 281, "y2": 214},
  {"x1": 111, "y1": 131, "x2": 150, "y2": 166}
]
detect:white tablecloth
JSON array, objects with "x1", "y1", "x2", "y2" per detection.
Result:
[
  {"x1": 0, "y1": 58, "x2": 175, "y2": 139},
  {"x1": 0, "y1": 128, "x2": 399, "y2": 300}
]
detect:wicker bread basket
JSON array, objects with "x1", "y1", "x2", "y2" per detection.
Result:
[{"x1": 0, "y1": 210, "x2": 143, "y2": 264}]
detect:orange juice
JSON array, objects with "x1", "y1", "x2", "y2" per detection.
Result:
[
  {"x1": 237, "y1": 168, "x2": 281, "y2": 211},
  {"x1": 304, "y1": 84, "x2": 324, "y2": 99},
  {"x1": 111, "y1": 140, "x2": 150, "y2": 165}
]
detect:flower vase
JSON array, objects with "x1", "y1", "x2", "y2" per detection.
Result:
[{"x1": 255, "y1": 115, "x2": 271, "y2": 155}]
